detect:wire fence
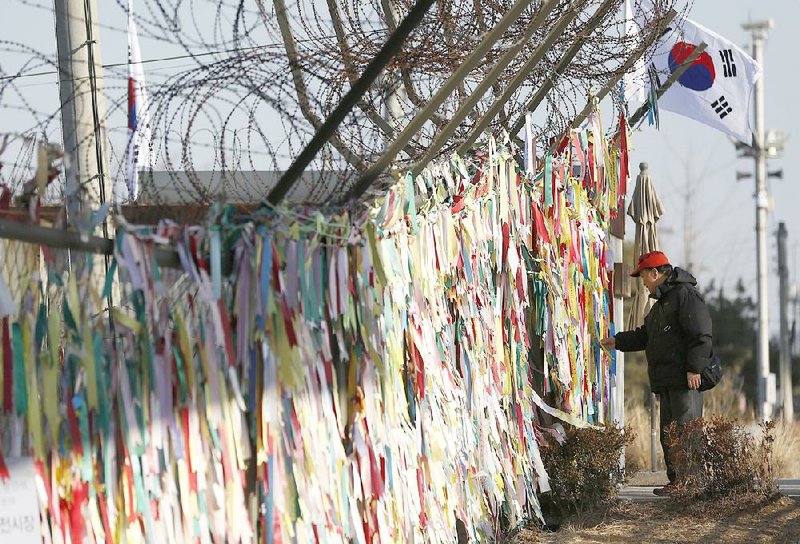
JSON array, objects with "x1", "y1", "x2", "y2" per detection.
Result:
[
  {"x1": 0, "y1": 238, "x2": 40, "y2": 310},
  {"x1": 1, "y1": 0, "x2": 685, "y2": 209}
]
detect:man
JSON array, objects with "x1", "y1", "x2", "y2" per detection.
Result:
[{"x1": 601, "y1": 251, "x2": 712, "y2": 496}]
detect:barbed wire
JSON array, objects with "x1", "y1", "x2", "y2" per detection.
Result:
[{"x1": 1, "y1": 0, "x2": 685, "y2": 209}]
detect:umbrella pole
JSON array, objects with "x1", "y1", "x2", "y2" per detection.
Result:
[
  {"x1": 650, "y1": 391, "x2": 659, "y2": 471},
  {"x1": 611, "y1": 237, "x2": 626, "y2": 470}
]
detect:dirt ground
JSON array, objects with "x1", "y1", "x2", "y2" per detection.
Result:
[{"x1": 511, "y1": 496, "x2": 800, "y2": 543}]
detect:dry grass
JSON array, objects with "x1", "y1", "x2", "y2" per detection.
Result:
[
  {"x1": 623, "y1": 397, "x2": 653, "y2": 472},
  {"x1": 513, "y1": 496, "x2": 800, "y2": 543},
  {"x1": 624, "y1": 378, "x2": 800, "y2": 478},
  {"x1": 773, "y1": 421, "x2": 800, "y2": 478}
]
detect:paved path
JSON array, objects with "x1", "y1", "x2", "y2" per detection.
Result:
[
  {"x1": 778, "y1": 479, "x2": 800, "y2": 497},
  {"x1": 620, "y1": 479, "x2": 800, "y2": 501}
]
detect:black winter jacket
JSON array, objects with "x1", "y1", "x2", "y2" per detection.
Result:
[{"x1": 615, "y1": 268, "x2": 713, "y2": 392}]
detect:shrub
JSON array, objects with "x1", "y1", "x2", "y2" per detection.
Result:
[
  {"x1": 624, "y1": 378, "x2": 752, "y2": 474},
  {"x1": 539, "y1": 424, "x2": 634, "y2": 520},
  {"x1": 664, "y1": 416, "x2": 780, "y2": 503}
]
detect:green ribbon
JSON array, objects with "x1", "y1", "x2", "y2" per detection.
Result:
[
  {"x1": 102, "y1": 259, "x2": 118, "y2": 300},
  {"x1": 405, "y1": 171, "x2": 418, "y2": 234},
  {"x1": 94, "y1": 330, "x2": 111, "y2": 437},
  {"x1": 544, "y1": 153, "x2": 553, "y2": 208},
  {"x1": 12, "y1": 322, "x2": 26, "y2": 416},
  {"x1": 172, "y1": 341, "x2": 189, "y2": 406}
]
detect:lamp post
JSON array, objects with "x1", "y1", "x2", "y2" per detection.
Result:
[{"x1": 739, "y1": 19, "x2": 787, "y2": 420}]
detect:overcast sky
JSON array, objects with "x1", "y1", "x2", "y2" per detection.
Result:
[{"x1": 628, "y1": 0, "x2": 800, "y2": 335}]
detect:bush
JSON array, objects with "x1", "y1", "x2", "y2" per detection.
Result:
[
  {"x1": 624, "y1": 378, "x2": 752, "y2": 474},
  {"x1": 664, "y1": 416, "x2": 780, "y2": 503},
  {"x1": 539, "y1": 424, "x2": 634, "y2": 520}
]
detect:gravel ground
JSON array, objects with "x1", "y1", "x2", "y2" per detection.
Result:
[{"x1": 511, "y1": 495, "x2": 800, "y2": 543}]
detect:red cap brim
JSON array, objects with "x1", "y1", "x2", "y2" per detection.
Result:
[{"x1": 630, "y1": 262, "x2": 650, "y2": 277}]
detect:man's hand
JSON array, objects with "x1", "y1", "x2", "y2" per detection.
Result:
[
  {"x1": 687, "y1": 372, "x2": 701, "y2": 390},
  {"x1": 600, "y1": 337, "x2": 616, "y2": 351}
]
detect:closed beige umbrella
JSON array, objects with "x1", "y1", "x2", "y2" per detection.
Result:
[
  {"x1": 626, "y1": 161, "x2": 665, "y2": 473},
  {"x1": 627, "y1": 162, "x2": 664, "y2": 328}
]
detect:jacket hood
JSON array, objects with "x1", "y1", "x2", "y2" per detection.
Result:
[
  {"x1": 651, "y1": 267, "x2": 697, "y2": 299},
  {"x1": 667, "y1": 267, "x2": 697, "y2": 286}
]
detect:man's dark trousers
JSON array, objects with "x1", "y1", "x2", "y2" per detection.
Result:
[{"x1": 659, "y1": 389, "x2": 703, "y2": 483}]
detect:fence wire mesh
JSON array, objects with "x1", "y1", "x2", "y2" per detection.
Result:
[
  {"x1": 1, "y1": 0, "x2": 685, "y2": 210},
  {"x1": 0, "y1": 238, "x2": 41, "y2": 311}
]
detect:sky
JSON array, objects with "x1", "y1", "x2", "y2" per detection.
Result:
[
  {"x1": 2, "y1": 0, "x2": 799, "y2": 335},
  {"x1": 627, "y1": 0, "x2": 800, "y2": 336}
]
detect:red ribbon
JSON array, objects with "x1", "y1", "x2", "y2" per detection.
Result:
[
  {"x1": 618, "y1": 111, "x2": 630, "y2": 198},
  {"x1": 69, "y1": 480, "x2": 89, "y2": 543},
  {"x1": 532, "y1": 204, "x2": 550, "y2": 249},
  {"x1": 180, "y1": 407, "x2": 198, "y2": 494},
  {"x1": 501, "y1": 222, "x2": 510, "y2": 265},
  {"x1": 280, "y1": 296, "x2": 297, "y2": 348},
  {"x1": 0, "y1": 449, "x2": 8, "y2": 481},
  {"x1": 67, "y1": 395, "x2": 84, "y2": 456},
  {"x1": 416, "y1": 465, "x2": 427, "y2": 528},
  {"x1": 96, "y1": 485, "x2": 114, "y2": 544},
  {"x1": 412, "y1": 340, "x2": 425, "y2": 399}
]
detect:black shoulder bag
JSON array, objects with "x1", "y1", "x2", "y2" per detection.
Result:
[
  {"x1": 677, "y1": 285, "x2": 723, "y2": 392},
  {"x1": 698, "y1": 352, "x2": 723, "y2": 392}
]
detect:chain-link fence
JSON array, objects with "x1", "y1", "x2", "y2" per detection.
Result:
[
  {"x1": 0, "y1": 234, "x2": 44, "y2": 462},
  {"x1": 0, "y1": 237, "x2": 40, "y2": 313}
]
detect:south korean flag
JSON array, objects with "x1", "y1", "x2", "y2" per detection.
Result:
[{"x1": 649, "y1": 17, "x2": 761, "y2": 144}]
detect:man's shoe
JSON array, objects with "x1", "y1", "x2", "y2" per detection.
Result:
[{"x1": 653, "y1": 483, "x2": 679, "y2": 496}]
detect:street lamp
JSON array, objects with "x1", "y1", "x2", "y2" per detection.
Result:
[{"x1": 738, "y1": 18, "x2": 787, "y2": 420}]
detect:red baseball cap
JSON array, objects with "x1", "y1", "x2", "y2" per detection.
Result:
[{"x1": 630, "y1": 251, "x2": 670, "y2": 277}]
